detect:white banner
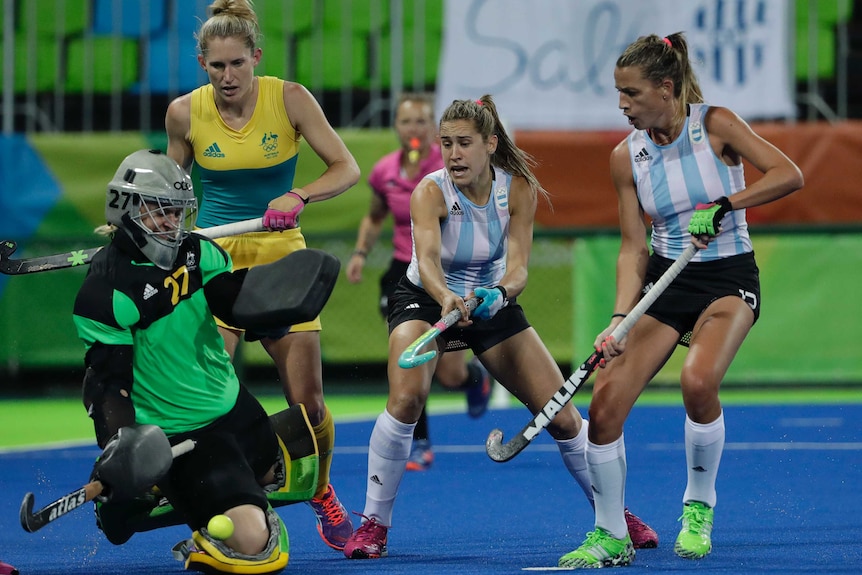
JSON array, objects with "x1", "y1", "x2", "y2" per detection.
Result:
[{"x1": 437, "y1": 0, "x2": 795, "y2": 130}]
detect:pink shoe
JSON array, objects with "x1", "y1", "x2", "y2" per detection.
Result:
[
  {"x1": 308, "y1": 484, "x2": 354, "y2": 551},
  {"x1": 625, "y1": 507, "x2": 659, "y2": 549},
  {"x1": 344, "y1": 514, "x2": 389, "y2": 559},
  {"x1": 0, "y1": 561, "x2": 19, "y2": 575}
]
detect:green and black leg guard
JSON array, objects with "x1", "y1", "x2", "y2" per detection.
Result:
[
  {"x1": 96, "y1": 404, "x2": 319, "y2": 542},
  {"x1": 264, "y1": 404, "x2": 319, "y2": 506}
]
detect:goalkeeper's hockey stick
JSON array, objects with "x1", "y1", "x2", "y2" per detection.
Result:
[
  {"x1": 0, "y1": 217, "x2": 264, "y2": 275},
  {"x1": 397, "y1": 297, "x2": 480, "y2": 368},
  {"x1": 486, "y1": 243, "x2": 699, "y2": 462},
  {"x1": 19, "y1": 438, "x2": 195, "y2": 533}
]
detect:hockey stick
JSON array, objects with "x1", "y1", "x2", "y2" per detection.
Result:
[
  {"x1": 19, "y1": 438, "x2": 195, "y2": 533},
  {"x1": 397, "y1": 296, "x2": 480, "y2": 368},
  {"x1": 486, "y1": 243, "x2": 699, "y2": 462},
  {"x1": 0, "y1": 217, "x2": 264, "y2": 275}
]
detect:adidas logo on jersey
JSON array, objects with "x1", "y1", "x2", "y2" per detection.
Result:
[
  {"x1": 449, "y1": 201, "x2": 464, "y2": 216},
  {"x1": 634, "y1": 147, "x2": 652, "y2": 163},
  {"x1": 143, "y1": 283, "x2": 159, "y2": 300},
  {"x1": 404, "y1": 303, "x2": 420, "y2": 310},
  {"x1": 203, "y1": 142, "x2": 225, "y2": 158}
]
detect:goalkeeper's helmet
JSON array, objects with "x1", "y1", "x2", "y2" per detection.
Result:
[{"x1": 106, "y1": 149, "x2": 196, "y2": 270}]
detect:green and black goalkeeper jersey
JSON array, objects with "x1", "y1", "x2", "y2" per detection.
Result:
[{"x1": 73, "y1": 235, "x2": 239, "y2": 435}]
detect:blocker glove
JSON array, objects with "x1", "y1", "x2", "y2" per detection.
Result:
[
  {"x1": 473, "y1": 286, "x2": 508, "y2": 320},
  {"x1": 264, "y1": 191, "x2": 308, "y2": 230},
  {"x1": 688, "y1": 196, "x2": 732, "y2": 237}
]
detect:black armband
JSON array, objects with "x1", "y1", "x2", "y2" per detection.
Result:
[
  {"x1": 715, "y1": 195, "x2": 733, "y2": 211},
  {"x1": 495, "y1": 285, "x2": 508, "y2": 302}
]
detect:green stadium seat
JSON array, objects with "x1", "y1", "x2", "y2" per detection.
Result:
[
  {"x1": 64, "y1": 37, "x2": 138, "y2": 93},
  {"x1": 11, "y1": 36, "x2": 60, "y2": 93},
  {"x1": 294, "y1": 34, "x2": 371, "y2": 89},
  {"x1": 19, "y1": 0, "x2": 88, "y2": 37},
  {"x1": 257, "y1": 0, "x2": 315, "y2": 37},
  {"x1": 375, "y1": 0, "x2": 444, "y2": 89},
  {"x1": 795, "y1": 0, "x2": 855, "y2": 80},
  {"x1": 322, "y1": 0, "x2": 389, "y2": 34},
  {"x1": 257, "y1": 32, "x2": 290, "y2": 80}
]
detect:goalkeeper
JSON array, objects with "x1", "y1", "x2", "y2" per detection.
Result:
[{"x1": 73, "y1": 149, "x2": 332, "y2": 574}]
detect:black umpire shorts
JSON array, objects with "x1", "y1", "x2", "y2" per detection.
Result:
[
  {"x1": 158, "y1": 384, "x2": 279, "y2": 530},
  {"x1": 379, "y1": 259, "x2": 409, "y2": 318},
  {"x1": 388, "y1": 276, "x2": 530, "y2": 356},
  {"x1": 645, "y1": 250, "x2": 761, "y2": 339}
]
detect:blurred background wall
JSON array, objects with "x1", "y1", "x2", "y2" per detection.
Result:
[{"x1": 1, "y1": 0, "x2": 860, "y2": 390}]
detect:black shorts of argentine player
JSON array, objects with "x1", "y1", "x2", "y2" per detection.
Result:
[
  {"x1": 644, "y1": 251, "x2": 760, "y2": 345},
  {"x1": 388, "y1": 276, "x2": 530, "y2": 355}
]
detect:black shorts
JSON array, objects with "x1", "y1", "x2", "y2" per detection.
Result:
[
  {"x1": 158, "y1": 385, "x2": 279, "y2": 529},
  {"x1": 645, "y1": 251, "x2": 761, "y2": 339},
  {"x1": 388, "y1": 276, "x2": 530, "y2": 355},
  {"x1": 379, "y1": 259, "x2": 409, "y2": 318}
]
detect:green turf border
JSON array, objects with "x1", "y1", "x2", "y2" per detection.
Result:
[{"x1": 1, "y1": 387, "x2": 859, "y2": 450}]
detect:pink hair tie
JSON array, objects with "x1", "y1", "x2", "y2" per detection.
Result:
[
  {"x1": 475, "y1": 99, "x2": 483, "y2": 106},
  {"x1": 662, "y1": 37, "x2": 672, "y2": 47}
]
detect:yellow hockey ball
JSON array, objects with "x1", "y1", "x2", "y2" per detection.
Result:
[{"x1": 207, "y1": 514, "x2": 234, "y2": 540}]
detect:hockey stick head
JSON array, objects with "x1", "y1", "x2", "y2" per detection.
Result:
[
  {"x1": 397, "y1": 327, "x2": 441, "y2": 368},
  {"x1": 397, "y1": 297, "x2": 481, "y2": 369},
  {"x1": 0, "y1": 241, "x2": 17, "y2": 273},
  {"x1": 19, "y1": 492, "x2": 37, "y2": 532},
  {"x1": 0, "y1": 240, "x2": 16, "y2": 259},
  {"x1": 485, "y1": 428, "x2": 528, "y2": 463}
]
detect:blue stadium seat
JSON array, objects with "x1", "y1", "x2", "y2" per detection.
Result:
[
  {"x1": 138, "y1": 33, "x2": 207, "y2": 94},
  {"x1": 92, "y1": 0, "x2": 167, "y2": 37}
]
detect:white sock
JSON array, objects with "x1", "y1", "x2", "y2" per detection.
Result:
[
  {"x1": 556, "y1": 419, "x2": 593, "y2": 508},
  {"x1": 364, "y1": 410, "x2": 415, "y2": 526},
  {"x1": 682, "y1": 411, "x2": 725, "y2": 509},
  {"x1": 586, "y1": 436, "x2": 627, "y2": 539}
]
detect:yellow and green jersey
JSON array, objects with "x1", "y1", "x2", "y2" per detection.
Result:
[{"x1": 190, "y1": 76, "x2": 301, "y2": 227}]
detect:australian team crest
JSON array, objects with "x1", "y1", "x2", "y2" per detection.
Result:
[
  {"x1": 260, "y1": 131, "x2": 279, "y2": 159},
  {"x1": 689, "y1": 121, "x2": 704, "y2": 144}
]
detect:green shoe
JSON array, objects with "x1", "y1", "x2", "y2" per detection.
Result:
[
  {"x1": 674, "y1": 501, "x2": 714, "y2": 559},
  {"x1": 559, "y1": 528, "x2": 635, "y2": 568}
]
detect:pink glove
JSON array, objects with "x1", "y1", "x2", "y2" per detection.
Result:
[{"x1": 263, "y1": 191, "x2": 307, "y2": 230}]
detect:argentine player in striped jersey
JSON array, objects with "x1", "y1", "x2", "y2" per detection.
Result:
[
  {"x1": 560, "y1": 33, "x2": 803, "y2": 569},
  {"x1": 343, "y1": 95, "x2": 656, "y2": 560}
]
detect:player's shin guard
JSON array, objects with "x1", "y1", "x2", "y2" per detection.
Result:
[
  {"x1": 174, "y1": 508, "x2": 289, "y2": 575},
  {"x1": 265, "y1": 404, "x2": 319, "y2": 506}
]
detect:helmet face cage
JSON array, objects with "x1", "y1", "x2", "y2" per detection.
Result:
[
  {"x1": 106, "y1": 150, "x2": 197, "y2": 269},
  {"x1": 129, "y1": 193, "x2": 197, "y2": 249}
]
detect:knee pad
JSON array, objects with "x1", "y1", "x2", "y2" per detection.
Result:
[
  {"x1": 264, "y1": 404, "x2": 319, "y2": 506},
  {"x1": 174, "y1": 508, "x2": 288, "y2": 575}
]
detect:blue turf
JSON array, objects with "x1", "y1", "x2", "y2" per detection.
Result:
[{"x1": 2, "y1": 404, "x2": 861, "y2": 574}]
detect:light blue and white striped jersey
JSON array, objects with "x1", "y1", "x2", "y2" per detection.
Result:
[
  {"x1": 628, "y1": 103, "x2": 752, "y2": 261},
  {"x1": 406, "y1": 166, "x2": 511, "y2": 297}
]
